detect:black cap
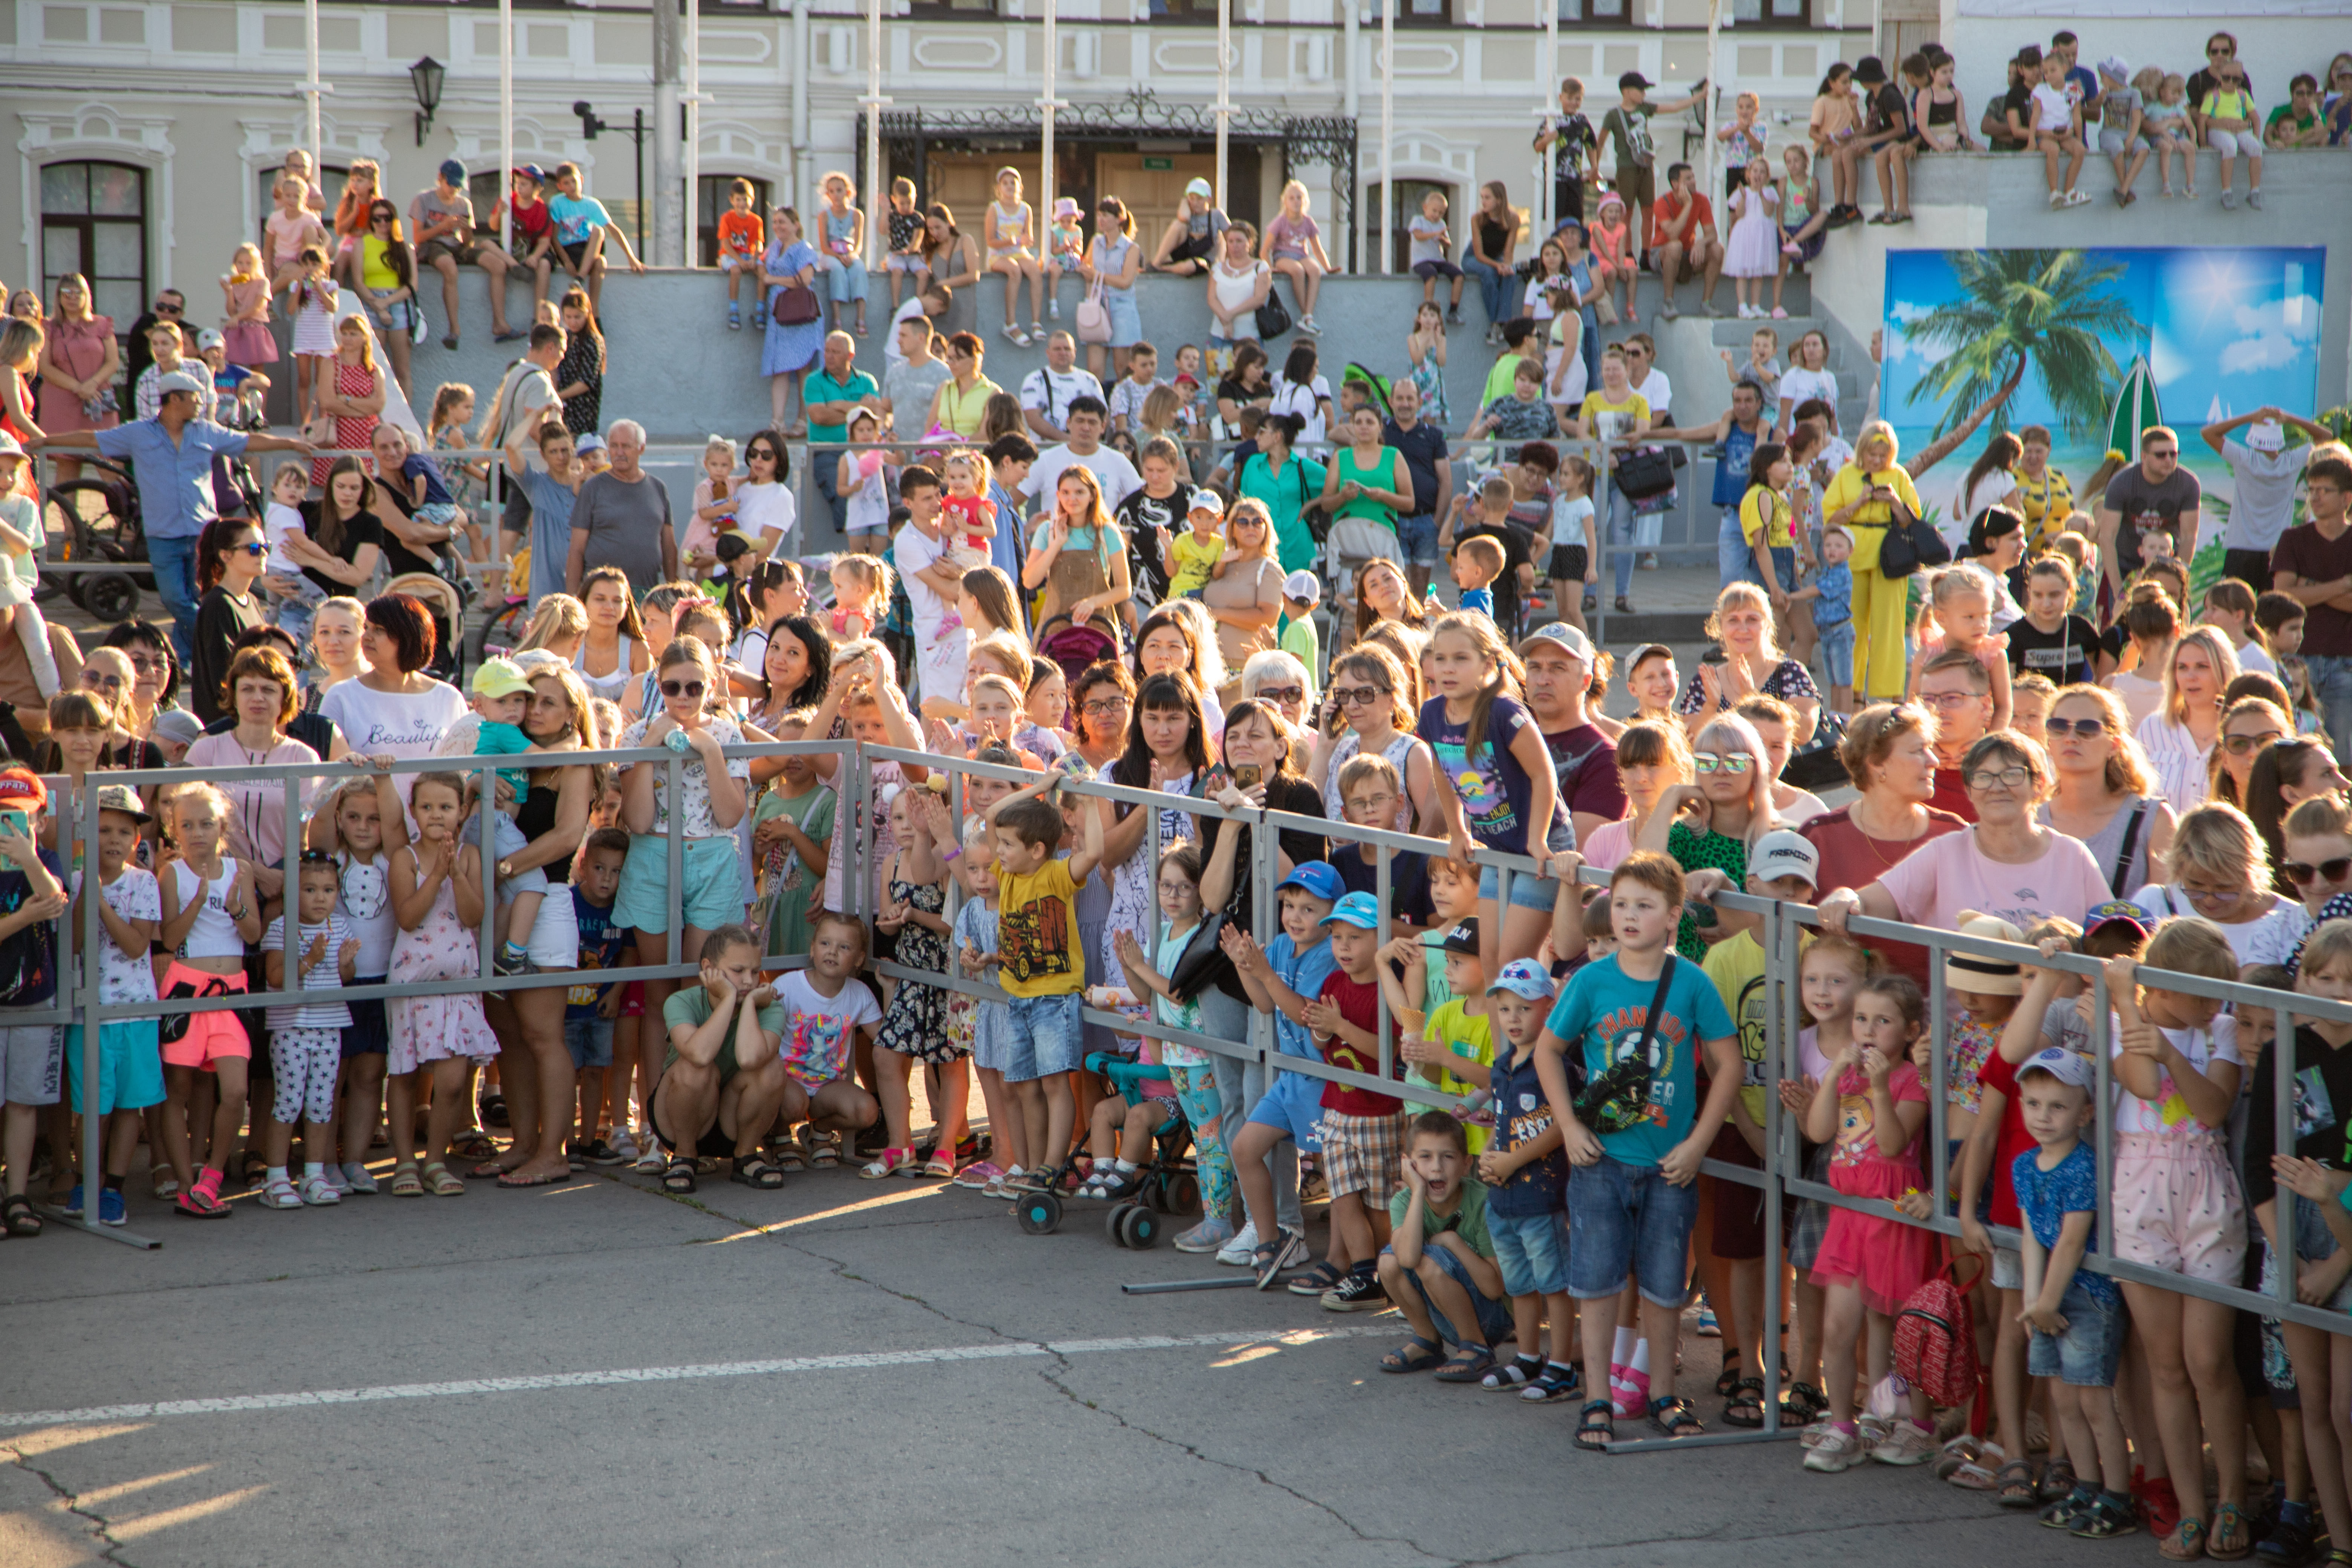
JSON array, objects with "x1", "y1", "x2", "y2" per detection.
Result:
[
  {"x1": 1853, "y1": 55, "x2": 1888, "y2": 84},
  {"x1": 1440, "y1": 918, "x2": 1482, "y2": 956},
  {"x1": 1618, "y1": 70, "x2": 1654, "y2": 91}
]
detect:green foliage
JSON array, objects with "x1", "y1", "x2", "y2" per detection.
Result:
[{"x1": 1900, "y1": 251, "x2": 2147, "y2": 447}]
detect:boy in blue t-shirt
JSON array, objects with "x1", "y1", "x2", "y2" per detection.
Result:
[
  {"x1": 1534, "y1": 851, "x2": 1738, "y2": 1447},
  {"x1": 564, "y1": 830, "x2": 631, "y2": 1161},
  {"x1": 1228, "y1": 862, "x2": 1341, "y2": 1289},
  {"x1": 1480, "y1": 959, "x2": 1577, "y2": 1401},
  {"x1": 2012, "y1": 1046, "x2": 2133, "y2": 1538}
]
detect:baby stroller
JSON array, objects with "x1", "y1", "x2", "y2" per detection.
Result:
[
  {"x1": 1035, "y1": 614, "x2": 1122, "y2": 686},
  {"x1": 1012, "y1": 1051, "x2": 1198, "y2": 1247}
]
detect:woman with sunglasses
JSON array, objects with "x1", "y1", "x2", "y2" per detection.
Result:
[
  {"x1": 2207, "y1": 695, "x2": 2293, "y2": 811},
  {"x1": 1308, "y1": 643, "x2": 1435, "y2": 835},
  {"x1": 72, "y1": 648, "x2": 165, "y2": 775},
  {"x1": 1637, "y1": 712, "x2": 1779, "y2": 957},
  {"x1": 2039, "y1": 683, "x2": 2178, "y2": 899},
  {"x1": 2130, "y1": 801, "x2": 2306, "y2": 969},
  {"x1": 2246, "y1": 735, "x2": 2351, "y2": 879},
  {"x1": 187, "y1": 516, "x2": 272, "y2": 726},
  {"x1": 2278, "y1": 795, "x2": 2352, "y2": 915},
  {"x1": 356, "y1": 201, "x2": 418, "y2": 397}
]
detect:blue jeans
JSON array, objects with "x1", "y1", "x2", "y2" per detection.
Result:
[
  {"x1": 1461, "y1": 252, "x2": 1513, "y2": 327},
  {"x1": 1605, "y1": 487, "x2": 1637, "y2": 599},
  {"x1": 1718, "y1": 505, "x2": 1762, "y2": 590},
  {"x1": 1565, "y1": 1153, "x2": 1699, "y2": 1305},
  {"x1": 2309, "y1": 653, "x2": 2352, "y2": 761},
  {"x1": 1385, "y1": 1236, "x2": 1514, "y2": 1347},
  {"x1": 812, "y1": 449, "x2": 848, "y2": 534},
  {"x1": 148, "y1": 531, "x2": 201, "y2": 666}
]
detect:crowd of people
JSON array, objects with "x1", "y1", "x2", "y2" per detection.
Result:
[{"x1": 0, "y1": 29, "x2": 2349, "y2": 1550}]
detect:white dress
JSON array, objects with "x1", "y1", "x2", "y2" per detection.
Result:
[{"x1": 1724, "y1": 186, "x2": 1780, "y2": 279}]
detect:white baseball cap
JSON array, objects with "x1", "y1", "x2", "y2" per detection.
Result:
[
  {"x1": 1282, "y1": 569, "x2": 1321, "y2": 605},
  {"x1": 155, "y1": 368, "x2": 209, "y2": 400},
  {"x1": 1749, "y1": 829, "x2": 1821, "y2": 889},
  {"x1": 1187, "y1": 488, "x2": 1225, "y2": 516},
  {"x1": 1185, "y1": 177, "x2": 1215, "y2": 198},
  {"x1": 1520, "y1": 620, "x2": 1596, "y2": 665}
]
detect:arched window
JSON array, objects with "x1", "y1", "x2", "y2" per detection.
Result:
[
  {"x1": 41, "y1": 160, "x2": 147, "y2": 326},
  {"x1": 698, "y1": 173, "x2": 773, "y2": 266}
]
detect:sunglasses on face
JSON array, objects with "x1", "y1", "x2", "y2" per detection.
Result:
[
  {"x1": 2285, "y1": 857, "x2": 2352, "y2": 887},
  {"x1": 1257, "y1": 685, "x2": 1305, "y2": 706},
  {"x1": 2043, "y1": 716, "x2": 2109, "y2": 738},
  {"x1": 660, "y1": 679, "x2": 706, "y2": 699},
  {"x1": 2223, "y1": 730, "x2": 2286, "y2": 756},
  {"x1": 1331, "y1": 684, "x2": 1386, "y2": 707},
  {"x1": 237, "y1": 541, "x2": 268, "y2": 557},
  {"x1": 2146, "y1": 447, "x2": 2179, "y2": 460},
  {"x1": 154, "y1": 304, "x2": 182, "y2": 315},
  {"x1": 1693, "y1": 752, "x2": 1753, "y2": 774},
  {"x1": 83, "y1": 672, "x2": 124, "y2": 691}
]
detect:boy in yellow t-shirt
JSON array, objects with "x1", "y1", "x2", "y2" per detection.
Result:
[
  {"x1": 986, "y1": 770, "x2": 1104, "y2": 1195},
  {"x1": 1165, "y1": 488, "x2": 1229, "y2": 597},
  {"x1": 1380, "y1": 918, "x2": 1497, "y2": 1154}
]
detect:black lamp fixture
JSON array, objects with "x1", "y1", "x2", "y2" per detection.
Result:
[
  {"x1": 572, "y1": 100, "x2": 609, "y2": 139},
  {"x1": 410, "y1": 55, "x2": 445, "y2": 147}
]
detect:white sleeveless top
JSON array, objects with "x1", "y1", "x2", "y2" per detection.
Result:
[
  {"x1": 1323, "y1": 730, "x2": 1425, "y2": 833},
  {"x1": 170, "y1": 859, "x2": 245, "y2": 960},
  {"x1": 574, "y1": 633, "x2": 636, "y2": 704}
]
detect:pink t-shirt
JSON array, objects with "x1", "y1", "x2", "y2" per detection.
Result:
[
  {"x1": 1581, "y1": 818, "x2": 1633, "y2": 870},
  {"x1": 1872, "y1": 825, "x2": 2110, "y2": 939}
]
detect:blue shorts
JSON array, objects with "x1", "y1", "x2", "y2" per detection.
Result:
[
  {"x1": 1246, "y1": 1066, "x2": 1328, "y2": 1151},
  {"x1": 1412, "y1": 259, "x2": 1464, "y2": 280},
  {"x1": 1395, "y1": 512, "x2": 1440, "y2": 568},
  {"x1": 564, "y1": 1015, "x2": 615, "y2": 1070},
  {"x1": 341, "y1": 988, "x2": 390, "y2": 1059},
  {"x1": 614, "y1": 832, "x2": 744, "y2": 934},
  {"x1": 1566, "y1": 1153, "x2": 1699, "y2": 1306},
  {"x1": 64, "y1": 1020, "x2": 165, "y2": 1115},
  {"x1": 1815, "y1": 618, "x2": 1856, "y2": 688},
  {"x1": 2027, "y1": 1278, "x2": 2123, "y2": 1387},
  {"x1": 1766, "y1": 545, "x2": 1797, "y2": 596},
  {"x1": 1385, "y1": 1236, "x2": 1514, "y2": 1348},
  {"x1": 1002, "y1": 991, "x2": 1085, "y2": 1082},
  {"x1": 1490, "y1": 1207, "x2": 1571, "y2": 1298},
  {"x1": 1479, "y1": 862, "x2": 1559, "y2": 912}
]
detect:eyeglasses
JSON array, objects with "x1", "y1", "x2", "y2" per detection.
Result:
[
  {"x1": 1964, "y1": 765, "x2": 2032, "y2": 792},
  {"x1": 1693, "y1": 752, "x2": 1753, "y2": 774},
  {"x1": 2208, "y1": 44, "x2": 2234, "y2": 55},
  {"x1": 1916, "y1": 690, "x2": 1983, "y2": 710},
  {"x1": 153, "y1": 303, "x2": 182, "y2": 316},
  {"x1": 1081, "y1": 697, "x2": 1130, "y2": 717},
  {"x1": 2285, "y1": 857, "x2": 2352, "y2": 887},
  {"x1": 2043, "y1": 716, "x2": 2109, "y2": 739},
  {"x1": 1256, "y1": 685, "x2": 1305, "y2": 705},
  {"x1": 659, "y1": 679, "x2": 706, "y2": 699},
  {"x1": 124, "y1": 655, "x2": 162, "y2": 675},
  {"x1": 83, "y1": 672, "x2": 124, "y2": 691},
  {"x1": 1331, "y1": 685, "x2": 1386, "y2": 707},
  {"x1": 2181, "y1": 883, "x2": 2246, "y2": 905},
  {"x1": 2223, "y1": 730, "x2": 2287, "y2": 756}
]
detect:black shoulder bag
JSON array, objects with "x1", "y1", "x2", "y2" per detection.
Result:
[
  {"x1": 2108, "y1": 802, "x2": 2150, "y2": 897},
  {"x1": 1572, "y1": 955, "x2": 1678, "y2": 1132}
]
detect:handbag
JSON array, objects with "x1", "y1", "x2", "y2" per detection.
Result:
[
  {"x1": 1254, "y1": 288, "x2": 1292, "y2": 341},
  {"x1": 1571, "y1": 955, "x2": 1677, "y2": 1132},
  {"x1": 775, "y1": 281, "x2": 821, "y2": 326},
  {"x1": 1612, "y1": 445, "x2": 1680, "y2": 502},
  {"x1": 1876, "y1": 505, "x2": 1950, "y2": 580},
  {"x1": 1075, "y1": 280, "x2": 1112, "y2": 346}
]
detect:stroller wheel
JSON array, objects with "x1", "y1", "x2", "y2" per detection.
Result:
[
  {"x1": 1119, "y1": 1206, "x2": 1162, "y2": 1250},
  {"x1": 1014, "y1": 1188, "x2": 1063, "y2": 1235},
  {"x1": 83, "y1": 573, "x2": 142, "y2": 623},
  {"x1": 1141, "y1": 1175, "x2": 1168, "y2": 1213},
  {"x1": 1106, "y1": 1202, "x2": 1137, "y2": 1247},
  {"x1": 1167, "y1": 1171, "x2": 1201, "y2": 1214}
]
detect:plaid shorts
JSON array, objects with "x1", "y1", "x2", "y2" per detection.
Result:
[{"x1": 1320, "y1": 1108, "x2": 1411, "y2": 1202}]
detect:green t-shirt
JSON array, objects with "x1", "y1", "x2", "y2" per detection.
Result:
[
  {"x1": 2266, "y1": 104, "x2": 2320, "y2": 136},
  {"x1": 1482, "y1": 352, "x2": 1542, "y2": 410},
  {"x1": 1279, "y1": 613, "x2": 1320, "y2": 696},
  {"x1": 1420, "y1": 997, "x2": 1497, "y2": 1156},
  {"x1": 753, "y1": 784, "x2": 837, "y2": 959},
  {"x1": 1388, "y1": 1174, "x2": 1496, "y2": 1260},
  {"x1": 1665, "y1": 819, "x2": 1749, "y2": 960},
  {"x1": 805, "y1": 367, "x2": 880, "y2": 444},
  {"x1": 662, "y1": 983, "x2": 787, "y2": 1081}
]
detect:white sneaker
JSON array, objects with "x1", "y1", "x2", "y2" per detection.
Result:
[
  {"x1": 1871, "y1": 1420, "x2": 1938, "y2": 1465},
  {"x1": 1799, "y1": 1418, "x2": 1837, "y2": 1450},
  {"x1": 1217, "y1": 1220, "x2": 1260, "y2": 1266},
  {"x1": 1804, "y1": 1426, "x2": 1867, "y2": 1473}
]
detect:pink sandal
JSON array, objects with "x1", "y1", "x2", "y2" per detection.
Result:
[{"x1": 859, "y1": 1146, "x2": 913, "y2": 1180}]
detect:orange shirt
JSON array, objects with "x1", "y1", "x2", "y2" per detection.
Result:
[
  {"x1": 1646, "y1": 190, "x2": 1713, "y2": 252},
  {"x1": 717, "y1": 210, "x2": 765, "y2": 260}
]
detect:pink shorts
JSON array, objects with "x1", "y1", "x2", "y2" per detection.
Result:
[
  {"x1": 2111, "y1": 1129, "x2": 2246, "y2": 1285},
  {"x1": 158, "y1": 962, "x2": 251, "y2": 1070}
]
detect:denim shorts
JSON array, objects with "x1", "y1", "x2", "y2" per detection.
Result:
[
  {"x1": 1815, "y1": 619, "x2": 1856, "y2": 688},
  {"x1": 1002, "y1": 991, "x2": 1085, "y2": 1082},
  {"x1": 1246, "y1": 1067, "x2": 1326, "y2": 1150},
  {"x1": 1396, "y1": 512, "x2": 1440, "y2": 567},
  {"x1": 1566, "y1": 1153, "x2": 1699, "y2": 1305},
  {"x1": 1479, "y1": 862, "x2": 1559, "y2": 912},
  {"x1": 564, "y1": 1015, "x2": 615, "y2": 1070},
  {"x1": 614, "y1": 833, "x2": 744, "y2": 933},
  {"x1": 1104, "y1": 288, "x2": 1143, "y2": 348},
  {"x1": 1386, "y1": 1236, "x2": 1515, "y2": 1347},
  {"x1": 1490, "y1": 1207, "x2": 1571, "y2": 1298},
  {"x1": 341, "y1": 989, "x2": 390, "y2": 1059},
  {"x1": 2026, "y1": 1278, "x2": 2123, "y2": 1387}
]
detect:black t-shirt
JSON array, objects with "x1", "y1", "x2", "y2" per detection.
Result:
[
  {"x1": 1454, "y1": 519, "x2": 1534, "y2": 639},
  {"x1": 371, "y1": 485, "x2": 440, "y2": 581},
  {"x1": 1116, "y1": 486, "x2": 1182, "y2": 605},
  {"x1": 1335, "y1": 843, "x2": 1433, "y2": 928},
  {"x1": 1867, "y1": 81, "x2": 1914, "y2": 137},
  {"x1": 1214, "y1": 775, "x2": 1326, "y2": 1002},
  {"x1": 1994, "y1": 85, "x2": 2035, "y2": 145},
  {"x1": 297, "y1": 500, "x2": 386, "y2": 597},
  {"x1": 1383, "y1": 419, "x2": 1450, "y2": 518},
  {"x1": 2240, "y1": 1023, "x2": 2350, "y2": 1208},
  {"x1": 2005, "y1": 614, "x2": 2100, "y2": 686},
  {"x1": 2102, "y1": 466, "x2": 2203, "y2": 574},
  {"x1": 191, "y1": 586, "x2": 263, "y2": 725},
  {"x1": 2273, "y1": 521, "x2": 2352, "y2": 658}
]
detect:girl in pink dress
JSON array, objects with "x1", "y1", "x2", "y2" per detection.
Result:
[
  {"x1": 383, "y1": 770, "x2": 501, "y2": 1197},
  {"x1": 220, "y1": 244, "x2": 279, "y2": 367},
  {"x1": 1801, "y1": 971, "x2": 1945, "y2": 1472}
]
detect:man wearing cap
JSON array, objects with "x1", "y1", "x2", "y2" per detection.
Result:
[
  {"x1": 1382, "y1": 377, "x2": 1452, "y2": 599},
  {"x1": 1019, "y1": 332, "x2": 1106, "y2": 445},
  {"x1": 1150, "y1": 179, "x2": 1230, "y2": 276},
  {"x1": 1600, "y1": 71, "x2": 1704, "y2": 264},
  {"x1": 2203, "y1": 406, "x2": 2325, "y2": 593},
  {"x1": 412, "y1": 159, "x2": 522, "y2": 348},
  {"x1": 1520, "y1": 622, "x2": 1625, "y2": 846},
  {"x1": 806, "y1": 331, "x2": 882, "y2": 531},
  {"x1": 32, "y1": 378, "x2": 312, "y2": 665}
]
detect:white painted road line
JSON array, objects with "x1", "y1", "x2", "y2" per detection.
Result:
[{"x1": 0, "y1": 1328, "x2": 1389, "y2": 1432}]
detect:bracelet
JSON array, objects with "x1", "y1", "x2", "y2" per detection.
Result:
[{"x1": 941, "y1": 846, "x2": 962, "y2": 862}]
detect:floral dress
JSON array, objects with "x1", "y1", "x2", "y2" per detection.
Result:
[
  {"x1": 875, "y1": 868, "x2": 962, "y2": 1063},
  {"x1": 387, "y1": 869, "x2": 502, "y2": 1072}
]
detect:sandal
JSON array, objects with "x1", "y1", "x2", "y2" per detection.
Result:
[
  {"x1": 2159, "y1": 1518, "x2": 2207, "y2": 1561},
  {"x1": 1714, "y1": 1352, "x2": 1744, "y2": 1398},
  {"x1": 1649, "y1": 1395, "x2": 1704, "y2": 1439},
  {"x1": 259, "y1": 1175, "x2": 302, "y2": 1210},
  {"x1": 860, "y1": 1146, "x2": 912, "y2": 1181},
  {"x1": 1380, "y1": 1335, "x2": 1442, "y2": 1374},
  {"x1": 1722, "y1": 1376, "x2": 1766, "y2": 1428},
  {"x1": 1779, "y1": 1381, "x2": 1829, "y2": 1426},
  {"x1": 806, "y1": 1130, "x2": 842, "y2": 1169},
  {"x1": 1433, "y1": 1345, "x2": 1498, "y2": 1384},
  {"x1": 1285, "y1": 1260, "x2": 1346, "y2": 1297},
  {"x1": 1481, "y1": 1355, "x2": 1544, "y2": 1392},
  {"x1": 772, "y1": 1138, "x2": 808, "y2": 1174},
  {"x1": 2207, "y1": 1504, "x2": 2251, "y2": 1562},
  {"x1": 730, "y1": 1156, "x2": 785, "y2": 1190},
  {"x1": 150, "y1": 1168, "x2": 179, "y2": 1201},
  {"x1": 421, "y1": 1161, "x2": 465, "y2": 1197},
  {"x1": 2, "y1": 1192, "x2": 41, "y2": 1236},
  {"x1": 1994, "y1": 1457, "x2": 2041, "y2": 1508},
  {"x1": 2072, "y1": 1493, "x2": 2139, "y2": 1539},
  {"x1": 662, "y1": 1156, "x2": 698, "y2": 1194},
  {"x1": 1575, "y1": 1399, "x2": 1616, "y2": 1452},
  {"x1": 922, "y1": 1148, "x2": 957, "y2": 1179},
  {"x1": 447, "y1": 1132, "x2": 499, "y2": 1162},
  {"x1": 1521, "y1": 1366, "x2": 1582, "y2": 1404},
  {"x1": 389, "y1": 1163, "x2": 424, "y2": 1197},
  {"x1": 2036, "y1": 1458, "x2": 2078, "y2": 1502}
]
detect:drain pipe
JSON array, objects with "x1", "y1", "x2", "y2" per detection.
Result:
[{"x1": 792, "y1": 0, "x2": 811, "y2": 207}]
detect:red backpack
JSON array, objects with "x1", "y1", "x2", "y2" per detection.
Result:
[{"x1": 1892, "y1": 1265, "x2": 1980, "y2": 1409}]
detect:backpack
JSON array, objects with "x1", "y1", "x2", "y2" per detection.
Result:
[
  {"x1": 1341, "y1": 362, "x2": 1393, "y2": 420},
  {"x1": 1892, "y1": 1263, "x2": 1980, "y2": 1409}
]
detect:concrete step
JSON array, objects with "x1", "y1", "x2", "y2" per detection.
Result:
[{"x1": 1707, "y1": 316, "x2": 1830, "y2": 349}]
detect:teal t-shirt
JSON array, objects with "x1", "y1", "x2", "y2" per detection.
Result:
[
  {"x1": 1238, "y1": 451, "x2": 1329, "y2": 574},
  {"x1": 1542, "y1": 952, "x2": 1733, "y2": 1170},
  {"x1": 805, "y1": 368, "x2": 880, "y2": 444}
]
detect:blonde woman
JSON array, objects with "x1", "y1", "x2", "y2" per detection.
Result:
[
  {"x1": 516, "y1": 592, "x2": 590, "y2": 661},
  {"x1": 1582, "y1": 717, "x2": 1692, "y2": 870},
  {"x1": 306, "y1": 597, "x2": 372, "y2": 709},
  {"x1": 2038, "y1": 682, "x2": 2177, "y2": 897},
  {"x1": 1200, "y1": 496, "x2": 1286, "y2": 691},
  {"x1": 2136, "y1": 624, "x2": 2240, "y2": 815},
  {"x1": 2131, "y1": 800, "x2": 2307, "y2": 969},
  {"x1": 1674, "y1": 580, "x2": 1822, "y2": 745},
  {"x1": 1818, "y1": 421, "x2": 1922, "y2": 704},
  {"x1": 1636, "y1": 711, "x2": 1775, "y2": 955}
]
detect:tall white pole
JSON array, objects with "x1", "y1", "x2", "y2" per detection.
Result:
[
  {"x1": 685, "y1": 0, "x2": 700, "y2": 268},
  {"x1": 1041, "y1": 0, "x2": 1057, "y2": 225},
  {"x1": 1214, "y1": 0, "x2": 1230, "y2": 211},
  {"x1": 1540, "y1": 0, "x2": 1559, "y2": 236},
  {"x1": 499, "y1": 0, "x2": 513, "y2": 252},
  {"x1": 1702, "y1": 0, "x2": 1723, "y2": 217},
  {"x1": 1379, "y1": 0, "x2": 1393, "y2": 275},
  {"x1": 1344, "y1": 0, "x2": 1360, "y2": 273},
  {"x1": 865, "y1": 0, "x2": 884, "y2": 263},
  {"x1": 305, "y1": 0, "x2": 322, "y2": 173}
]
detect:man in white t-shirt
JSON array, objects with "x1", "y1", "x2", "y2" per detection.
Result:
[
  {"x1": 892, "y1": 465, "x2": 969, "y2": 709},
  {"x1": 1020, "y1": 332, "x2": 1107, "y2": 443},
  {"x1": 1019, "y1": 398, "x2": 1141, "y2": 513},
  {"x1": 2205, "y1": 407, "x2": 2325, "y2": 592}
]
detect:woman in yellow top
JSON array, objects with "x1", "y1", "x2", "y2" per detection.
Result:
[
  {"x1": 924, "y1": 330, "x2": 1001, "y2": 441},
  {"x1": 356, "y1": 199, "x2": 416, "y2": 398},
  {"x1": 1738, "y1": 441, "x2": 1798, "y2": 609},
  {"x1": 1818, "y1": 420, "x2": 1923, "y2": 702},
  {"x1": 1566, "y1": 343, "x2": 1653, "y2": 614},
  {"x1": 2012, "y1": 424, "x2": 2074, "y2": 551}
]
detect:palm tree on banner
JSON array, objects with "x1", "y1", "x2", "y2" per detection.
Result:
[{"x1": 1898, "y1": 249, "x2": 2146, "y2": 478}]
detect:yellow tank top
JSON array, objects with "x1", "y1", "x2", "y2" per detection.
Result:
[{"x1": 360, "y1": 236, "x2": 401, "y2": 292}]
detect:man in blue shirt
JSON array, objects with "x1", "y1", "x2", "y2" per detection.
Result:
[
  {"x1": 32, "y1": 369, "x2": 312, "y2": 663},
  {"x1": 1655, "y1": 380, "x2": 1767, "y2": 594}
]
